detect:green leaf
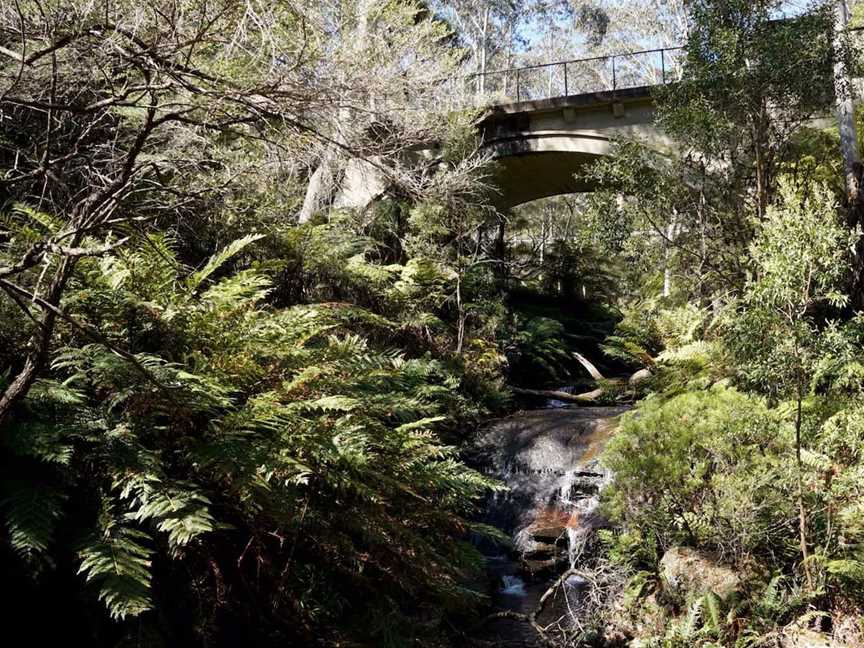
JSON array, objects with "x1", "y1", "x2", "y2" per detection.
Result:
[{"x1": 1, "y1": 483, "x2": 65, "y2": 564}]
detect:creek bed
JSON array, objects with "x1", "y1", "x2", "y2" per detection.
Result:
[{"x1": 470, "y1": 404, "x2": 629, "y2": 646}]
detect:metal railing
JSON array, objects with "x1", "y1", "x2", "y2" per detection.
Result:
[{"x1": 445, "y1": 46, "x2": 684, "y2": 109}]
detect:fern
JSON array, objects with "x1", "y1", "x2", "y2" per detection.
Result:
[
  {"x1": 78, "y1": 524, "x2": 154, "y2": 620},
  {"x1": 200, "y1": 269, "x2": 271, "y2": 308},
  {"x1": 5, "y1": 224, "x2": 504, "y2": 639},
  {"x1": 1, "y1": 483, "x2": 65, "y2": 565},
  {"x1": 826, "y1": 559, "x2": 864, "y2": 588},
  {"x1": 186, "y1": 233, "x2": 264, "y2": 292},
  {"x1": 299, "y1": 395, "x2": 361, "y2": 413},
  {"x1": 6, "y1": 420, "x2": 75, "y2": 466},
  {"x1": 702, "y1": 592, "x2": 723, "y2": 634},
  {"x1": 114, "y1": 472, "x2": 215, "y2": 550}
]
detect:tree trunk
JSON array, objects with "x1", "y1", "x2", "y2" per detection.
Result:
[
  {"x1": 795, "y1": 389, "x2": 814, "y2": 592},
  {"x1": 297, "y1": 153, "x2": 336, "y2": 224},
  {"x1": 298, "y1": 0, "x2": 376, "y2": 224},
  {"x1": 834, "y1": 0, "x2": 861, "y2": 204},
  {"x1": 752, "y1": 101, "x2": 771, "y2": 220},
  {"x1": 662, "y1": 216, "x2": 677, "y2": 298},
  {"x1": 456, "y1": 275, "x2": 465, "y2": 354},
  {"x1": 511, "y1": 386, "x2": 605, "y2": 404},
  {"x1": 834, "y1": 0, "x2": 864, "y2": 307},
  {"x1": 0, "y1": 257, "x2": 75, "y2": 427},
  {"x1": 478, "y1": 6, "x2": 490, "y2": 95}
]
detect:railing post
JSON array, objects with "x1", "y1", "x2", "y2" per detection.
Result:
[
  {"x1": 661, "y1": 48, "x2": 666, "y2": 84},
  {"x1": 564, "y1": 62, "x2": 568, "y2": 96},
  {"x1": 611, "y1": 55, "x2": 616, "y2": 91}
]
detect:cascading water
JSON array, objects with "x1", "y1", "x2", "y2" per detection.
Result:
[{"x1": 470, "y1": 403, "x2": 628, "y2": 646}]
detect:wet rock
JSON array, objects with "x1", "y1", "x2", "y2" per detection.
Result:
[
  {"x1": 473, "y1": 406, "x2": 630, "y2": 643},
  {"x1": 524, "y1": 507, "x2": 572, "y2": 544},
  {"x1": 628, "y1": 368, "x2": 653, "y2": 386},
  {"x1": 528, "y1": 525, "x2": 565, "y2": 543},
  {"x1": 522, "y1": 541, "x2": 558, "y2": 560},
  {"x1": 659, "y1": 546, "x2": 740, "y2": 600},
  {"x1": 521, "y1": 556, "x2": 558, "y2": 576}
]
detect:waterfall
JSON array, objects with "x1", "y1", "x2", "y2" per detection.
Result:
[{"x1": 471, "y1": 405, "x2": 628, "y2": 645}]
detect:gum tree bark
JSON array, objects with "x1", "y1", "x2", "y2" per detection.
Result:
[{"x1": 834, "y1": 0, "x2": 864, "y2": 306}]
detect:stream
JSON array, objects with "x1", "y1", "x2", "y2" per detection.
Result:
[{"x1": 470, "y1": 402, "x2": 629, "y2": 646}]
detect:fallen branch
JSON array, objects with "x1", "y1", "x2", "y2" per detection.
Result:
[
  {"x1": 511, "y1": 386, "x2": 604, "y2": 403},
  {"x1": 573, "y1": 351, "x2": 605, "y2": 381}
]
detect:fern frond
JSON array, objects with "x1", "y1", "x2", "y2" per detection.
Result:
[
  {"x1": 6, "y1": 420, "x2": 75, "y2": 465},
  {"x1": 78, "y1": 524, "x2": 154, "y2": 620},
  {"x1": 113, "y1": 472, "x2": 215, "y2": 549},
  {"x1": 186, "y1": 233, "x2": 264, "y2": 292},
  {"x1": 1, "y1": 483, "x2": 65, "y2": 564},
  {"x1": 199, "y1": 269, "x2": 271, "y2": 308}
]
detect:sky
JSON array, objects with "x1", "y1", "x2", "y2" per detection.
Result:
[{"x1": 515, "y1": 0, "x2": 830, "y2": 64}]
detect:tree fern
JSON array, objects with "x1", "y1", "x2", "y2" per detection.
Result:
[
  {"x1": 5, "y1": 224, "x2": 503, "y2": 641},
  {"x1": 186, "y1": 233, "x2": 264, "y2": 292}
]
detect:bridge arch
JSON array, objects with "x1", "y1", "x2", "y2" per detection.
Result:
[{"x1": 478, "y1": 85, "x2": 672, "y2": 208}]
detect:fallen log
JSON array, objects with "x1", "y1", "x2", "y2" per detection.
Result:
[{"x1": 511, "y1": 386, "x2": 604, "y2": 403}]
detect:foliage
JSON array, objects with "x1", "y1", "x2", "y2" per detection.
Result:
[
  {"x1": 4, "y1": 1, "x2": 864, "y2": 646},
  {"x1": 1, "y1": 234, "x2": 502, "y2": 642},
  {"x1": 600, "y1": 300, "x2": 665, "y2": 369},
  {"x1": 725, "y1": 180, "x2": 856, "y2": 400},
  {"x1": 603, "y1": 384, "x2": 797, "y2": 562},
  {"x1": 505, "y1": 315, "x2": 572, "y2": 383}
]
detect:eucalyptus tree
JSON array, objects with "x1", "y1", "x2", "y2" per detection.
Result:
[
  {"x1": 296, "y1": 0, "x2": 464, "y2": 223},
  {"x1": 565, "y1": 0, "x2": 688, "y2": 89},
  {"x1": 660, "y1": 0, "x2": 836, "y2": 220},
  {"x1": 579, "y1": 1, "x2": 838, "y2": 306},
  {"x1": 725, "y1": 180, "x2": 858, "y2": 590},
  {"x1": 430, "y1": 0, "x2": 577, "y2": 97}
]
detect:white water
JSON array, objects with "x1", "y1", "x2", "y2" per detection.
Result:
[
  {"x1": 500, "y1": 574, "x2": 527, "y2": 596},
  {"x1": 472, "y1": 405, "x2": 628, "y2": 645}
]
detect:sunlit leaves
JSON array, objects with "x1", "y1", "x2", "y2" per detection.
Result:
[{"x1": 78, "y1": 524, "x2": 154, "y2": 620}]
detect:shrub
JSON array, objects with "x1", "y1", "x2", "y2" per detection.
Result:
[{"x1": 602, "y1": 385, "x2": 798, "y2": 564}]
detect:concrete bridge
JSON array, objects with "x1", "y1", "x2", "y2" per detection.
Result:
[
  {"x1": 477, "y1": 84, "x2": 672, "y2": 208},
  {"x1": 336, "y1": 47, "x2": 680, "y2": 211}
]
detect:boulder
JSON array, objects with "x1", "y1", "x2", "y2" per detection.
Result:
[
  {"x1": 522, "y1": 541, "x2": 558, "y2": 560},
  {"x1": 606, "y1": 589, "x2": 665, "y2": 647},
  {"x1": 521, "y1": 556, "x2": 558, "y2": 576},
  {"x1": 523, "y1": 506, "x2": 572, "y2": 543},
  {"x1": 629, "y1": 368, "x2": 653, "y2": 386},
  {"x1": 528, "y1": 523, "x2": 566, "y2": 543},
  {"x1": 659, "y1": 546, "x2": 741, "y2": 600}
]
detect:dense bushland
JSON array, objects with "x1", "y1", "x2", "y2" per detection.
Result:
[{"x1": 5, "y1": 0, "x2": 864, "y2": 646}]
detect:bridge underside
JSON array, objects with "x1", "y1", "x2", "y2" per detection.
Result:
[{"x1": 491, "y1": 151, "x2": 602, "y2": 207}]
